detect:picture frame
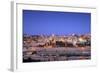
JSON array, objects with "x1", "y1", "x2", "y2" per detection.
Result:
[{"x1": 11, "y1": 1, "x2": 97, "y2": 71}]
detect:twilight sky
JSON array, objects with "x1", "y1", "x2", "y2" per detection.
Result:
[{"x1": 23, "y1": 10, "x2": 91, "y2": 35}]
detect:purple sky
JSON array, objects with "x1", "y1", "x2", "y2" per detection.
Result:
[{"x1": 23, "y1": 10, "x2": 91, "y2": 35}]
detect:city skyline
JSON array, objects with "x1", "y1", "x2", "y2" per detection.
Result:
[{"x1": 23, "y1": 10, "x2": 91, "y2": 35}]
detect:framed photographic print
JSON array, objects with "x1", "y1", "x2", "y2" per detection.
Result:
[{"x1": 11, "y1": 1, "x2": 97, "y2": 71}]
